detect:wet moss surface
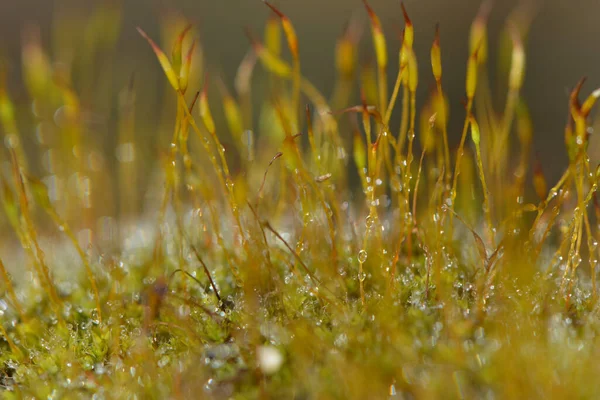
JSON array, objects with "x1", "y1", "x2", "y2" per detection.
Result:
[{"x1": 2, "y1": 1, "x2": 600, "y2": 399}]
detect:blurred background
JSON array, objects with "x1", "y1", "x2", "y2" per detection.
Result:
[{"x1": 0, "y1": 0, "x2": 599, "y2": 227}]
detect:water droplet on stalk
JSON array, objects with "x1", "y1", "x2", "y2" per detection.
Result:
[{"x1": 358, "y1": 249, "x2": 368, "y2": 263}]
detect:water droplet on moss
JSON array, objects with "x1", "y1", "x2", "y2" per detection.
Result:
[{"x1": 358, "y1": 249, "x2": 368, "y2": 263}]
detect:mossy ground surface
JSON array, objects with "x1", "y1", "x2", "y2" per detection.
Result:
[{"x1": 1, "y1": 1, "x2": 600, "y2": 399}]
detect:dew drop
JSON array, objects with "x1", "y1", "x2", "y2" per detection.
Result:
[{"x1": 358, "y1": 250, "x2": 368, "y2": 263}]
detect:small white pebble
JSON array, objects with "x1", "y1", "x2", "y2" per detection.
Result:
[{"x1": 257, "y1": 345, "x2": 283, "y2": 375}]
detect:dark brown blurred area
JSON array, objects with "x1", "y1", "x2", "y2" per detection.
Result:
[{"x1": 1, "y1": 0, "x2": 599, "y2": 184}]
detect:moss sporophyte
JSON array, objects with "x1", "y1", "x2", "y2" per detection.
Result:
[{"x1": 1, "y1": 1, "x2": 600, "y2": 398}]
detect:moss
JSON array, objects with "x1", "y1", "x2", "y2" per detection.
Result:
[{"x1": 1, "y1": 0, "x2": 600, "y2": 398}]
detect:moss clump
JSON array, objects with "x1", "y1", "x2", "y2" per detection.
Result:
[{"x1": 1, "y1": 1, "x2": 600, "y2": 398}]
